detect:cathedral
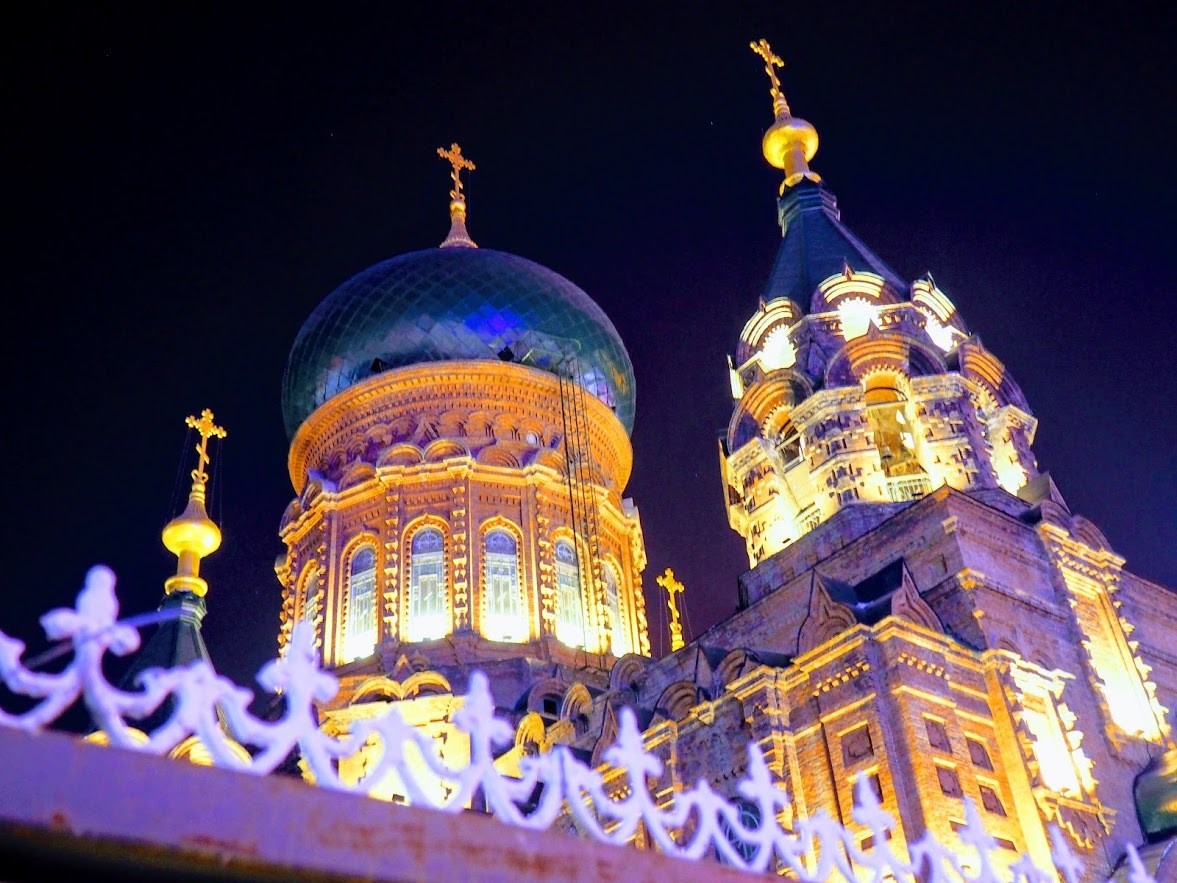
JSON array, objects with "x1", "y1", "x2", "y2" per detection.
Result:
[{"x1": 69, "y1": 40, "x2": 1176, "y2": 880}]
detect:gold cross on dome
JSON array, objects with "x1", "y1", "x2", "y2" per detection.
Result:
[
  {"x1": 750, "y1": 38, "x2": 789, "y2": 116},
  {"x1": 656, "y1": 567, "x2": 686, "y2": 652},
  {"x1": 185, "y1": 408, "x2": 227, "y2": 488},
  {"x1": 437, "y1": 142, "x2": 476, "y2": 204}
]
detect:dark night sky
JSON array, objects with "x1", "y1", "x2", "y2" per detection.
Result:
[{"x1": 4, "y1": 4, "x2": 1174, "y2": 695}]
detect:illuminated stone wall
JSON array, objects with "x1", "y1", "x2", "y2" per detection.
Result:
[
  {"x1": 720, "y1": 272, "x2": 1039, "y2": 568},
  {"x1": 582, "y1": 484, "x2": 1172, "y2": 879},
  {"x1": 274, "y1": 358, "x2": 648, "y2": 714}
]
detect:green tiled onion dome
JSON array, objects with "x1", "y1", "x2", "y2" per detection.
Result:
[{"x1": 282, "y1": 247, "x2": 635, "y2": 438}]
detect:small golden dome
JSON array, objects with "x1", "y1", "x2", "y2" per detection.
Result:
[
  {"x1": 762, "y1": 115, "x2": 819, "y2": 170},
  {"x1": 162, "y1": 496, "x2": 222, "y2": 559}
]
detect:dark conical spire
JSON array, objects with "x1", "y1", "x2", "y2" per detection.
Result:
[
  {"x1": 747, "y1": 42, "x2": 904, "y2": 311},
  {"x1": 116, "y1": 592, "x2": 213, "y2": 731},
  {"x1": 761, "y1": 180, "x2": 905, "y2": 311},
  {"x1": 114, "y1": 409, "x2": 226, "y2": 732}
]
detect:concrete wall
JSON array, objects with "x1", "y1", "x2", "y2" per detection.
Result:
[{"x1": 0, "y1": 727, "x2": 748, "y2": 882}]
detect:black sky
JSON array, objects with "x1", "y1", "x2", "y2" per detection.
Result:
[{"x1": 4, "y1": 3, "x2": 1175, "y2": 695}]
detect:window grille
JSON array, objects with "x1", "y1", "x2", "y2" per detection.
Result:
[
  {"x1": 342, "y1": 547, "x2": 376, "y2": 661},
  {"x1": 554, "y1": 540, "x2": 586, "y2": 648},
  {"x1": 484, "y1": 529, "x2": 524, "y2": 642},
  {"x1": 408, "y1": 528, "x2": 447, "y2": 641}
]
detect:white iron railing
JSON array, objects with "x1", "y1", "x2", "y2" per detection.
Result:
[{"x1": 0, "y1": 566, "x2": 1158, "y2": 882}]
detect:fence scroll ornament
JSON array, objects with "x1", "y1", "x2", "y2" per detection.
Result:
[{"x1": 0, "y1": 567, "x2": 1159, "y2": 882}]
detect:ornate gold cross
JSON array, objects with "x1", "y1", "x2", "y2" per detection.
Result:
[
  {"x1": 656, "y1": 567, "x2": 686, "y2": 652},
  {"x1": 185, "y1": 408, "x2": 227, "y2": 489},
  {"x1": 437, "y1": 142, "x2": 476, "y2": 204},
  {"x1": 750, "y1": 38, "x2": 789, "y2": 117}
]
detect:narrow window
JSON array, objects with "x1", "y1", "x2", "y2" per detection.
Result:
[
  {"x1": 774, "y1": 419, "x2": 802, "y2": 465},
  {"x1": 980, "y1": 784, "x2": 1006, "y2": 816},
  {"x1": 867, "y1": 773, "x2": 884, "y2": 803},
  {"x1": 604, "y1": 564, "x2": 628, "y2": 656},
  {"x1": 841, "y1": 724, "x2": 874, "y2": 765},
  {"x1": 967, "y1": 738, "x2": 994, "y2": 771},
  {"x1": 342, "y1": 547, "x2": 377, "y2": 662},
  {"x1": 865, "y1": 374, "x2": 927, "y2": 491},
  {"x1": 407, "y1": 528, "x2": 447, "y2": 641},
  {"x1": 484, "y1": 529, "x2": 524, "y2": 642},
  {"x1": 554, "y1": 540, "x2": 586, "y2": 648},
  {"x1": 925, "y1": 718, "x2": 951, "y2": 752},
  {"x1": 292, "y1": 565, "x2": 321, "y2": 661},
  {"x1": 851, "y1": 772, "x2": 885, "y2": 807},
  {"x1": 936, "y1": 765, "x2": 962, "y2": 798},
  {"x1": 298, "y1": 565, "x2": 320, "y2": 625}
]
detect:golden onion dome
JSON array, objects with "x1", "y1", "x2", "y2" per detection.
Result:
[
  {"x1": 162, "y1": 496, "x2": 222, "y2": 559},
  {"x1": 762, "y1": 114, "x2": 819, "y2": 171}
]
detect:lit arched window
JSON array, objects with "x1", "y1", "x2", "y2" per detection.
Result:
[
  {"x1": 342, "y1": 547, "x2": 377, "y2": 662},
  {"x1": 407, "y1": 527, "x2": 447, "y2": 641},
  {"x1": 865, "y1": 374, "x2": 922, "y2": 482},
  {"x1": 484, "y1": 528, "x2": 525, "y2": 642},
  {"x1": 296, "y1": 564, "x2": 320, "y2": 624},
  {"x1": 604, "y1": 563, "x2": 628, "y2": 656},
  {"x1": 554, "y1": 540, "x2": 586, "y2": 648}
]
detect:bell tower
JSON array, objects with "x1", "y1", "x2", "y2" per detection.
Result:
[{"x1": 720, "y1": 42, "x2": 1038, "y2": 567}]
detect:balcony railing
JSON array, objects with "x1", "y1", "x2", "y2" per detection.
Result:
[
  {"x1": 798, "y1": 507, "x2": 822, "y2": 534},
  {"x1": 885, "y1": 474, "x2": 931, "y2": 503}
]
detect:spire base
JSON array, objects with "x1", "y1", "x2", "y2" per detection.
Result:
[
  {"x1": 164, "y1": 574, "x2": 210, "y2": 597},
  {"x1": 440, "y1": 200, "x2": 478, "y2": 249}
]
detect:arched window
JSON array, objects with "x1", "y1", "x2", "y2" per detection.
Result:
[
  {"x1": 773, "y1": 418, "x2": 802, "y2": 466},
  {"x1": 719, "y1": 800, "x2": 762, "y2": 864},
  {"x1": 604, "y1": 564, "x2": 628, "y2": 656},
  {"x1": 864, "y1": 375, "x2": 922, "y2": 481},
  {"x1": 299, "y1": 565, "x2": 321, "y2": 626},
  {"x1": 554, "y1": 540, "x2": 586, "y2": 648},
  {"x1": 342, "y1": 547, "x2": 377, "y2": 662},
  {"x1": 407, "y1": 527, "x2": 447, "y2": 641},
  {"x1": 483, "y1": 528, "x2": 524, "y2": 642}
]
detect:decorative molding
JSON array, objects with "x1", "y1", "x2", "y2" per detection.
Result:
[
  {"x1": 892, "y1": 564, "x2": 943, "y2": 634},
  {"x1": 797, "y1": 573, "x2": 857, "y2": 655},
  {"x1": 810, "y1": 658, "x2": 871, "y2": 696}
]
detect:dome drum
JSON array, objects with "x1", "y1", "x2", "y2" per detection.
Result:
[{"x1": 286, "y1": 360, "x2": 633, "y2": 496}]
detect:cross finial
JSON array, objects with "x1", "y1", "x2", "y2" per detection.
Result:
[
  {"x1": 437, "y1": 142, "x2": 476, "y2": 206},
  {"x1": 656, "y1": 567, "x2": 686, "y2": 653},
  {"x1": 162, "y1": 409, "x2": 226, "y2": 597},
  {"x1": 185, "y1": 408, "x2": 227, "y2": 495},
  {"x1": 750, "y1": 38, "x2": 790, "y2": 118},
  {"x1": 437, "y1": 143, "x2": 479, "y2": 248}
]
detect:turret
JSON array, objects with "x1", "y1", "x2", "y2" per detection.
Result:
[{"x1": 720, "y1": 41, "x2": 1040, "y2": 567}]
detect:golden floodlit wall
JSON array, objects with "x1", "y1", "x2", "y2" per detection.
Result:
[{"x1": 275, "y1": 359, "x2": 649, "y2": 686}]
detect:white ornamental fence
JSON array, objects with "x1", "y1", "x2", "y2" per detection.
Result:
[{"x1": 0, "y1": 565, "x2": 1158, "y2": 883}]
